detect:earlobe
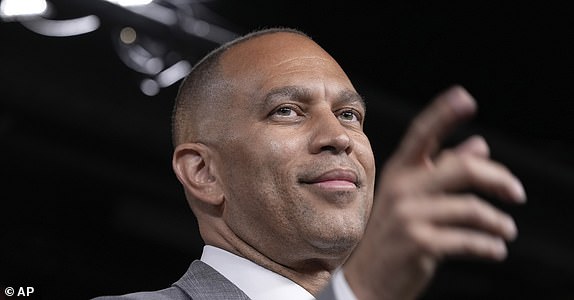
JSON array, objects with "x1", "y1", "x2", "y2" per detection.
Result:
[{"x1": 172, "y1": 143, "x2": 224, "y2": 206}]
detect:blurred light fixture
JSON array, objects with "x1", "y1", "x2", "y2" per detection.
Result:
[
  {"x1": 1, "y1": 0, "x2": 239, "y2": 96},
  {"x1": 139, "y1": 60, "x2": 191, "y2": 96},
  {"x1": 119, "y1": 26, "x2": 137, "y2": 44},
  {"x1": 109, "y1": 0, "x2": 239, "y2": 96},
  {"x1": 103, "y1": 0, "x2": 153, "y2": 7},
  {"x1": 0, "y1": 0, "x2": 99, "y2": 36},
  {"x1": 20, "y1": 15, "x2": 100, "y2": 37},
  {"x1": 126, "y1": 2, "x2": 176, "y2": 26},
  {"x1": 155, "y1": 60, "x2": 191, "y2": 88},
  {"x1": 112, "y1": 24, "x2": 190, "y2": 96},
  {"x1": 0, "y1": 0, "x2": 47, "y2": 19}
]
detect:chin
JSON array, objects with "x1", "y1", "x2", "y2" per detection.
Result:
[{"x1": 308, "y1": 224, "x2": 364, "y2": 257}]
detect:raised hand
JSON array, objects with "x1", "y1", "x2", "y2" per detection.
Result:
[{"x1": 345, "y1": 85, "x2": 526, "y2": 300}]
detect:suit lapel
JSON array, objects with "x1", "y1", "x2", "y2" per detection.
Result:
[{"x1": 174, "y1": 260, "x2": 251, "y2": 300}]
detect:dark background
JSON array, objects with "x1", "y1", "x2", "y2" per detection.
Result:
[{"x1": 1, "y1": 1, "x2": 573, "y2": 299}]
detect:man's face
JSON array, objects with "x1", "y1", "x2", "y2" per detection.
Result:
[{"x1": 211, "y1": 32, "x2": 376, "y2": 265}]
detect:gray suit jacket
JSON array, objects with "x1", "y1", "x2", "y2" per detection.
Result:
[{"x1": 92, "y1": 260, "x2": 337, "y2": 300}]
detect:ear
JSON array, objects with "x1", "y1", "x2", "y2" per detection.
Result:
[{"x1": 172, "y1": 142, "x2": 224, "y2": 206}]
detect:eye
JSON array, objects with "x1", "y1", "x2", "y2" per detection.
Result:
[
  {"x1": 269, "y1": 104, "x2": 305, "y2": 121},
  {"x1": 274, "y1": 106, "x2": 297, "y2": 117},
  {"x1": 337, "y1": 109, "x2": 361, "y2": 123}
]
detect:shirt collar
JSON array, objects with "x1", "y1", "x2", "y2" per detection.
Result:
[{"x1": 200, "y1": 245, "x2": 315, "y2": 300}]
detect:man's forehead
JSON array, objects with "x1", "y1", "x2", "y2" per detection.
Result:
[
  {"x1": 216, "y1": 31, "x2": 356, "y2": 109},
  {"x1": 220, "y1": 32, "x2": 333, "y2": 74}
]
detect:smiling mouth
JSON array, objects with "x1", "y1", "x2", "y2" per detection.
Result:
[
  {"x1": 300, "y1": 169, "x2": 359, "y2": 190},
  {"x1": 309, "y1": 180, "x2": 357, "y2": 189}
]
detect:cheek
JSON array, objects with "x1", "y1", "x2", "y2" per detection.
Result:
[
  {"x1": 353, "y1": 135, "x2": 376, "y2": 215},
  {"x1": 218, "y1": 131, "x2": 308, "y2": 237},
  {"x1": 354, "y1": 135, "x2": 376, "y2": 179},
  {"x1": 220, "y1": 129, "x2": 305, "y2": 195},
  {"x1": 245, "y1": 126, "x2": 306, "y2": 165},
  {"x1": 267, "y1": 136, "x2": 304, "y2": 161}
]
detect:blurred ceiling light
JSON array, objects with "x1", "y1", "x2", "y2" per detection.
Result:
[
  {"x1": 140, "y1": 78, "x2": 160, "y2": 96},
  {"x1": 181, "y1": 17, "x2": 238, "y2": 44},
  {"x1": 0, "y1": 0, "x2": 47, "y2": 19},
  {"x1": 155, "y1": 60, "x2": 191, "y2": 88},
  {"x1": 126, "y1": 2, "x2": 176, "y2": 26},
  {"x1": 120, "y1": 26, "x2": 137, "y2": 44},
  {"x1": 123, "y1": 45, "x2": 165, "y2": 75},
  {"x1": 103, "y1": 0, "x2": 153, "y2": 7},
  {"x1": 140, "y1": 60, "x2": 191, "y2": 96},
  {"x1": 20, "y1": 15, "x2": 100, "y2": 37}
]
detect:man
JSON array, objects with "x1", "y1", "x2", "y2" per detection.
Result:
[{"x1": 94, "y1": 27, "x2": 525, "y2": 300}]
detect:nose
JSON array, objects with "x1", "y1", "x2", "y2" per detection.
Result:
[{"x1": 309, "y1": 110, "x2": 354, "y2": 155}]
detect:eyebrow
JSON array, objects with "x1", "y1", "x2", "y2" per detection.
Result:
[{"x1": 262, "y1": 85, "x2": 367, "y2": 112}]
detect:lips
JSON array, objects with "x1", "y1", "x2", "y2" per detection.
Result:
[{"x1": 301, "y1": 169, "x2": 359, "y2": 189}]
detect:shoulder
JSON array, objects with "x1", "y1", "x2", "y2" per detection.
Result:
[
  {"x1": 91, "y1": 285, "x2": 190, "y2": 300},
  {"x1": 91, "y1": 260, "x2": 249, "y2": 300}
]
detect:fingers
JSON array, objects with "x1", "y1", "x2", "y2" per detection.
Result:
[
  {"x1": 408, "y1": 195, "x2": 517, "y2": 241},
  {"x1": 452, "y1": 135, "x2": 490, "y2": 158},
  {"x1": 394, "y1": 85, "x2": 477, "y2": 165},
  {"x1": 400, "y1": 194, "x2": 517, "y2": 260},
  {"x1": 415, "y1": 226, "x2": 509, "y2": 261},
  {"x1": 424, "y1": 150, "x2": 526, "y2": 203},
  {"x1": 383, "y1": 143, "x2": 526, "y2": 204},
  {"x1": 384, "y1": 86, "x2": 525, "y2": 203}
]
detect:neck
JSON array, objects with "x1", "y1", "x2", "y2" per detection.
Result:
[{"x1": 203, "y1": 222, "x2": 349, "y2": 296}]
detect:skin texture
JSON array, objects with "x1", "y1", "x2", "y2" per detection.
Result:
[{"x1": 172, "y1": 30, "x2": 526, "y2": 299}]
